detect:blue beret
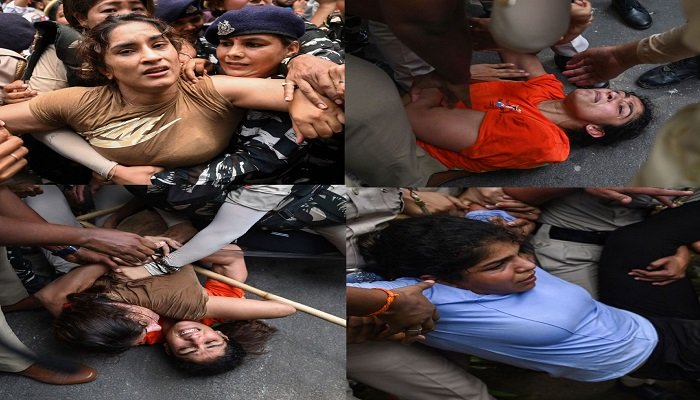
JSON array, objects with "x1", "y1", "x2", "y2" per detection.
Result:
[
  {"x1": 204, "y1": 6, "x2": 305, "y2": 46},
  {"x1": 155, "y1": 0, "x2": 202, "y2": 23},
  {"x1": 0, "y1": 14, "x2": 36, "y2": 53}
]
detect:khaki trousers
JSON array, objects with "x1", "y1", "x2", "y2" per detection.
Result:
[
  {"x1": 0, "y1": 247, "x2": 34, "y2": 373},
  {"x1": 347, "y1": 341, "x2": 494, "y2": 400}
]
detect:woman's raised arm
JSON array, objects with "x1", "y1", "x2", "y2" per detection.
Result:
[
  {"x1": 210, "y1": 75, "x2": 344, "y2": 141},
  {"x1": 204, "y1": 296, "x2": 296, "y2": 320},
  {"x1": 210, "y1": 75, "x2": 290, "y2": 111},
  {"x1": 34, "y1": 264, "x2": 111, "y2": 317},
  {"x1": 33, "y1": 128, "x2": 118, "y2": 179},
  {"x1": 0, "y1": 101, "x2": 58, "y2": 134}
]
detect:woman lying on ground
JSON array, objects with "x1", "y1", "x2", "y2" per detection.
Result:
[
  {"x1": 350, "y1": 205, "x2": 700, "y2": 384},
  {"x1": 35, "y1": 245, "x2": 296, "y2": 375},
  {"x1": 405, "y1": 9, "x2": 652, "y2": 172}
]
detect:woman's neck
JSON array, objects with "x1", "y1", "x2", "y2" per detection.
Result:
[
  {"x1": 538, "y1": 99, "x2": 586, "y2": 131},
  {"x1": 118, "y1": 83, "x2": 179, "y2": 106}
]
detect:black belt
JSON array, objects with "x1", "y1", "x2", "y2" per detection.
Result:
[{"x1": 546, "y1": 225, "x2": 610, "y2": 245}]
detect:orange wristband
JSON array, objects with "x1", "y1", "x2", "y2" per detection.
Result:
[{"x1": 364, "y1": 288, "x2": 399, "y2": 317}]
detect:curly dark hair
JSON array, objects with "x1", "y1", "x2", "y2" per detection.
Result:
[
  {"x1": 53, "y1": 292, "x2": 145, "y2": 354},
  {"x1": 77, "y1": 14, "x2": 181, "y2": 84},
  {"x1": 566, "y1": 91, "x2": 654, "y2": 147},
  {"x1": 359, "y1": 215, "x2": 517, "y2": 282},
  {"x1": 166, "y1": 320, "x2": 277, "y2": 376},
  {"x1": 63, "y1": 0, "x2": 155, "y2": 29}
]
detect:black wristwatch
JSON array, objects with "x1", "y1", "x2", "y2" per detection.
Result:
[{"x1": 51, "y1": 245, "x2": 81, "y2": 257}]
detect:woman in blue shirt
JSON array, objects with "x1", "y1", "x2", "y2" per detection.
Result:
[{"x1": 352, "y1": 205, "x2": 700, "y2": 383}]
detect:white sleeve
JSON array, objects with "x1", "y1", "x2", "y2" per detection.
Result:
[
  {"x1": 160, "y1": 201, "x2": 270, "y2": 268},
  {"x1": 32, "y1": 129, "x2": 117, "y2": 178}
]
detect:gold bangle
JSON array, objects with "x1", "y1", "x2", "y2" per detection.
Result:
[
  {"x1": 105, "y1": 164, "x2": 118, "y2": 181},
  {"x1": 363, "y1": 288, "x2": 399, "y2": 317},
  {"x1": 408, "y1": 188, "x2": 431, "y2": 215}
]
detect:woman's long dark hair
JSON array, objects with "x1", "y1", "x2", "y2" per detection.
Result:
[
  {"x1": 166, "y1": 320, "x2": 277, "y2": 376},
  {"x1": 53, "y1": 291, "x2": 145, "y2": 354},
  {"x1": 359, "y1": 215, "x2": 517, "y2": 281}
]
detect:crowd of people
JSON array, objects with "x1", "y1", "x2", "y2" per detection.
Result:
[{"x1": 2, "y1": 0, "x2": 700, "y2": 399}]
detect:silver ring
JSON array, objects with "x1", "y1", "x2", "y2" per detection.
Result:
[
  {"x1": 8, "y1": 153, "x2": 20, "y2": 161},
  {"x1": 405, "y1": 328, "x2": 423, "y2": 334}
]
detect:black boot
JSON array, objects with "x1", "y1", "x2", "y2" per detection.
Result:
[
  {"x1": 617, "y1": 380, "x2": 684, "y2": 400},
  {"x1": 612, "y1": 0, "x2": 652, "y2": 30},
  {"x1": 636, "y1": 57, "x2": 700, "y2": 88}
]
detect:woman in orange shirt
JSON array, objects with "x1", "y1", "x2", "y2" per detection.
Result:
[{"x1": 406, "y1": 49, "x2": 652, "y2": 172}]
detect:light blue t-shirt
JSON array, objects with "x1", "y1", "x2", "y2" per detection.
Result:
[{"x1": 349, "y1": 267, "x2": 658, "y2": 382}]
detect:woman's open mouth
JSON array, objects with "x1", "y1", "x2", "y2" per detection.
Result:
[{"x1": 143, "y1": 66, "x2": 169, "y2": 77}]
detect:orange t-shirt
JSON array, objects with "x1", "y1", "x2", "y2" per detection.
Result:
[
  {"x1": 142, "y1": 280, "x2": 245, "y2": 345},
  {"x1": 418, "y1": 74, "x2": 571, "y2": 172}
]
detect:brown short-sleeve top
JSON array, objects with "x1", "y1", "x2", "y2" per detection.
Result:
[
  {"x1": 29, "y1": 75, "x2": 242, "y2": 168},
  {"x1": 103, "y1": 265, "x2": 208, "y2": 321}
]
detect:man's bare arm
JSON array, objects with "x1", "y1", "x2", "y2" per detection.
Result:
[
  {"x1": 498, "y1": 49, "x2": 547, "y2": 79},
  {"x1": 379, "y1": 0, "x2": 471, "y2": 83},
  {"x1": 352, "y1": 0, "x2": 472, "y2": 105}
]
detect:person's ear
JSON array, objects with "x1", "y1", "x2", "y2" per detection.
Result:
[
  {"x1": 286, "y1": 41, "x2": 300, "y2": 58},
  {"x1": 421, "y1": 273, "x2": 463, "y2": 288},
  {"x1": 75, "y1": 13, "x2": 89, "y2": 28},
  {"x1": 100, "y1": 67, "x2": 114, "y2": 80},
  {"x1": 585, "y1": 124, "x2": 606, "y2": 138}
]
